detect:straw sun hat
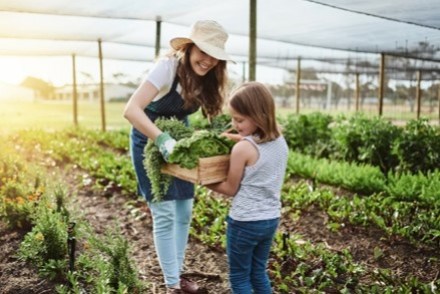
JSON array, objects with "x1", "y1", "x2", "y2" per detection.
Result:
[{"x1": 170, "y1": 20, "x2": 234, "y2": 62}]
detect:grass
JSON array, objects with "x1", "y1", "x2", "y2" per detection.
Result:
[{"x1": 0, "y1": 99, "x2": 130, "y2": 134}]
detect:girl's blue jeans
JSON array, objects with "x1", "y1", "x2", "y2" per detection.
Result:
[
  {"x1": 226, "y1": 216, "x2": 279, "y2": 294},
  {"x1": 148, "y1": 199, "x2": 193, "y2": 288}
]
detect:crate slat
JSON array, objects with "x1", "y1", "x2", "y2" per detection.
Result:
[{"x1": 161, "y1": 155, "x2": 230, "y2": 184}]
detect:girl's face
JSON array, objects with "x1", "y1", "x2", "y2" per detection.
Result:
[
  {"x1": 229, "y1": 106, "x2": 258, "y2": 137},
  {"x1": 189, "y1": 45, "x2": 219, "y2": 76}
]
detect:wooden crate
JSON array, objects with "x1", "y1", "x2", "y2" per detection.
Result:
[{"x1": 161, "y1": 155, "x2": 230, "y2": 185}]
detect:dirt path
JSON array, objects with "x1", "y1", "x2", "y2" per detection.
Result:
[{"x1": 65, "y1": 167, "x2": 231, "y2": 294}]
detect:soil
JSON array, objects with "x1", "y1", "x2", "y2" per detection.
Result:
[{"x1": 1, "y1": 165, "x2": 439, "y2": 293}]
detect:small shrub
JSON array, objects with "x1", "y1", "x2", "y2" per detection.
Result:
[
  {"x1": 393, "y1": 118, "x2": 440, "y2": 174},
  {"x1": 281, "y1": 112, "x2": 334, "y2": 157},
  {"x1": 86, "y1": 228, "x2": 146, "y2": 293},
  {"x1": 18, "y1": 203, "x2": 68, "y2": 277},
  {"x1": 332, "y1": 114, "x2": 401, "y2": 173},
  {"x1": 0, "y1": 175, "x2": 44, "y2": 230}
]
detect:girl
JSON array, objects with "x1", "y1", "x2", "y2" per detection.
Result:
[
  {"x1": 123, "y1": 20, "x2": 233, "y2": 294},
  {"x1": 205, "y1": 82, "x2": 288, "y2": 294}
]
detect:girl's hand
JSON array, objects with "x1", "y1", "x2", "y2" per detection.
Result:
[
  {"x1": 221, "y1": 133, "x2": 242, "y2": 142},
  {"x1": 221, "y1": 127, "x2": 242, "y2": 142}
]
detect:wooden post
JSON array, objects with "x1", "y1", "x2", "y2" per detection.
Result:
[
  {"x1": 71, "y1": 54, "x2": 78, "y2": 126},
  {"x1": 98, "y1": 39, "x2": 106, "y2": 132},
  {"x1": 249, "y1": 0, "x2": 256, "y2": 81},
  {"x1": 416, "y1": 70, "x2": 422, "y2": 119},
  {"x1": 355, "y1": 72, "x2": 360, "y2": 112},
  {"x1": 296, "y1": 57, "x2": 301, "y2": 114},
  {"x1": 155, "y1": 17, "x2": 161, "y2": 59},
  {"x1": 378, "y1": 53, "x2": 385, "y2": 116}
]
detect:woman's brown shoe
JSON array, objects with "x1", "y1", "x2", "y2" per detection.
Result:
[{"x1": 180, "y1": 277, "x2": 207, "y2": 293}]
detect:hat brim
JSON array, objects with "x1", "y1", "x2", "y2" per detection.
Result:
[
  {"x1": 170, "y1": 37, "x2": 235, "y2": 63},
  {"x1": 170, "y1": 37, "x2": 193, "y2": 50}
]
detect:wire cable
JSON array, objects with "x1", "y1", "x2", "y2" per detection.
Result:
[{"x1": 302, "y1": 0, "x2": 440, "y2": 31}]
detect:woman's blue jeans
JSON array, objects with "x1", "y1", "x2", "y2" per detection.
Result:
[
  {"x1": 226, "y1": 216, "x2": 279, "y2": 294},
  {"x1": 148, "y1": 199, "x2": 193, "y2": 288}
]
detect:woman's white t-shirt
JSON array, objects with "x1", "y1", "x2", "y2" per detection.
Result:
[{"x1": 146, "y1": 57, "x2": 181, "y2": 102}]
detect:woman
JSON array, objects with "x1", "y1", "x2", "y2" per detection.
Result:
[{"x1": 123, "y1": 20, "x2": 233, "y2": 294}]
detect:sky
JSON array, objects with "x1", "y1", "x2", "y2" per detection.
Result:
[{"x1": 0, "y1": 55, "x2": 288, "y2": 87}]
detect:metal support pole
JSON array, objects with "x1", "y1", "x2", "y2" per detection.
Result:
[
  {"x1": 378, "y1": 53, "x2": 385, "y2": 116},
  {"x1": 98, "y1": 39, "x2": 106, "y2": 132},
  {"x1": 71, "y1": 54, "x2": 78, "y2": 126},
  {"x1": 326, "y1": 81, "x2": 332, "y2": 110},
  {"x1": 416, "y1": 70, "x2": 422, "y2": 119},
  {"x1": 249, "y1": 0, "x2": 257, "y2": 81},
  {"x1": 242, "y1": 61, "x2": 246, "y2": 83},
  {"x1": 155, "y1": 17, "x2": 162, "y2": 59},
  {"x1": 355, "y1": 72, "x2": 360, "y2": 112},
  {"x1": 296, "y1": 57, "x2": 301, "y2": 114}
]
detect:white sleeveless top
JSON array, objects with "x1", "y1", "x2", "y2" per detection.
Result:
[{"x1": 229, "y1": 135, "x2": 288, "y2": 221}]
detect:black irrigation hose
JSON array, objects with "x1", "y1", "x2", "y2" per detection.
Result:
[{"x1": 67, "y1": 221, "x2": 76, "y2": 273}]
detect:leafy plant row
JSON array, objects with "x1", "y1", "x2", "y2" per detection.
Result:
[
  {"x1": 287, "y1": 151, "x2": 440, "y2": 247},
  {"x1": 10, "y1": 128, "x2": 137, "y2": 197},
  {"x1": 280, "y1": 112, "x2": 440, "y2": 174}
]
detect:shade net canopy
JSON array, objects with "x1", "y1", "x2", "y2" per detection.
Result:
[{"x1": 0, "y1": 0, "x2": 439, "y2": 79}]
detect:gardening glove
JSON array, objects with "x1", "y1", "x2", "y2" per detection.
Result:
[{"x1": 154, "y1": 132, "x2": 176, "y2": 162}]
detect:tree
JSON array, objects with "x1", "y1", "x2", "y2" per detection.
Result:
[{"x1": 20, "y1": 76, "x2": 55, "y2": 99}]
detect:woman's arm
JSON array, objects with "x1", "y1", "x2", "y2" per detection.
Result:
[
  {"x1": 123, "y1": 81, "x2": 162, "y2": 140},
  {"x1": 205, "y1": 140, "x2": 256, "y2": 196}
]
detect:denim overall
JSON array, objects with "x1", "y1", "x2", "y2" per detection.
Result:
[{"x1": 130, "y1": 76, "x2": 198, "y2": 202}]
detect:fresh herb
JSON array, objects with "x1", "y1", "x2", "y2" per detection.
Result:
[{"x1": 143, "y1": 118, "x2": 193, "y2": 201}]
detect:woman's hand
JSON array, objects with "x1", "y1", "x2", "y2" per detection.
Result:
[{"x1": 154, "y1": 132, "x2": 176, "y2": 161}]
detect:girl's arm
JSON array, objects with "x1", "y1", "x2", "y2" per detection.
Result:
[
  {"x1": 221, "y1": 132, "x2": 242, "y2": 142},
  {"x1": 220, "y1": 127, "x2": 242, "y2": 142},
  {"x1": 123, "y1": 81, "x2": 162, "y2": 140},
  {"x1": 205, "y1": 140, "x2": 256, "y2": 196}
]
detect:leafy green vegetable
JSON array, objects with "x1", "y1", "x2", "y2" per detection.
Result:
[
  {"x1": 143, "y1": 118, "x2": 233, "y2": 201},
  {"x1": 143, "y1": 118, "x2": 193, "y2": 201},
  {"x1": 168, "y1": 130, "x2": 234, "y2": 169},
  {"x1": 190, "y1": 113, "x2": 232, "y2": 133},
  {"x1": 209, "y1": 114, "x2": 232, "y2": 133}
]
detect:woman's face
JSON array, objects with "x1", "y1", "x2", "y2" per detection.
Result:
[
  {"x1": 229, "y1": 105, "x2": 257, "y2": 137},
  {"x1": 189, "y1": 45, "x2": 219, "y2": 76}
]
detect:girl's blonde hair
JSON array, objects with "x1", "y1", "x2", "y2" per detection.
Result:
[
  {"x1": 229, "y1": 81, "x2": 280, "y2": 143},
  {"x1": 168, "y1": 43, "x2": 227, "y2": 117}
]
